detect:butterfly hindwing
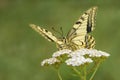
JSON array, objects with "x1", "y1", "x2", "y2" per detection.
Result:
[{"x1": 85, "y1": 35, "x2": 95, "y2": 49}]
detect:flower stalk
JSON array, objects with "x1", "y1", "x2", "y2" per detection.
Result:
[
  {"x1": 57, "y1": 69, "x2": 63, "y2": 80},
  {"x1": 89, "y1": 62, "x2": 100, "y2": 80}
]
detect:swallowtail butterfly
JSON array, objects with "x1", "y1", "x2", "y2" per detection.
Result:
[{"x1": 30, "y1": 7, "x2": 97, "y2": 51}]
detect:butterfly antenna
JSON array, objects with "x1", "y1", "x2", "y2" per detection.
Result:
[
  {"x1": 60, "y1": 27, "x2": 64, "y2": 37},
  {"x1": 52, "y1": 27, "x2": 62, "y2": 36}
]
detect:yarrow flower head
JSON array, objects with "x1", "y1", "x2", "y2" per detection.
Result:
[
  {"x1": 41, "y1": 58, "x2": 60, "y2": 66},
  {"x1": 52, "y1": 49, "x2": 72, "y2": 58},
  {"x1": 64, "y1": 48, "x2": 110, "y2": 67},
  {"x1": 65, "y1": 56, "x2": 93, "y2": 66},
  {"x1": 41, "y1": 48, "x2": 110, "y2": 67},
  {"x1": 69, "y1": 48, "x2": 110, "y2": 58}
]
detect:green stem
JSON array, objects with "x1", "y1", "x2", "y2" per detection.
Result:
[
  {"x1": 72, "y1": 67, "x2": 82, "y2": 79},
  {"x1": 89, "y1": 62, "x2": 100, "y2": 80},
  {"x1": 87, "y1": 63, "x2": 96, "y2": 74},
  {"x1": 57, "y1": 69, "x2": 62, "y2": 80},
  {"x1": 83, "y1": 66, "x2": 86, "y2": 80}
]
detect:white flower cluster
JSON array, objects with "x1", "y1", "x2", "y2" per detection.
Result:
[
  {"x1": 52, "y1": 49, "x2": 72, "y2": 58},
  {"x1": 41, "y1": 48, "x2": 110, "y2": 67},
  {"x1": 41, "y1": 58, "x2": 60, "y2": 66},
  {"x1": 65, "y1": 48, "x2": 110, "y2": 66},
  {"x1": 41, "y1": 49, "x2": 71, "y2": 66},
  {"x1": 66, "y1": 56, "x2": 93, "y2": 66},
  {"x1": 69, "y1": 48, "x2": 110, "y2": 58}
]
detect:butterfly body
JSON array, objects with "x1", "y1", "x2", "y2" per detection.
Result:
[
  {"x1": 56, "y1": 37, "x2": 84, "y2": 50},
  {"x1": 30, "y1": 7, "x2": 97, "y2": 51}
]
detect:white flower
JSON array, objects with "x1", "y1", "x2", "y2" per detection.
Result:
[
  {"x1": 65, "y1": 48, "x2": 110, "y2": 66},
  {"x1": 88, "y1": 49, "x2": 110, "y2": 57},
  {"x1": 52, "y1": 49, "x2": 72, "y2": 58},
  {"x1": 68, "y1": 48, "x2": 110, "y2": 58},
  {"x1": 65, "y1": 56, "x2": 93, "y2": 66},
  {"x1": 41, "y1": 48, "x2": 110, "y2": 67},
  {"x1": 68, "y1": 48, "x2": 89, "y2": 57},
  {"x1": 98, "y1": 50, "x2": 110, "y2": 57},
  {"x1": 41, "y1": 58, "x2": 60, "y2": 66}
]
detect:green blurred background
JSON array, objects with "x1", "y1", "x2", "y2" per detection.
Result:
[{"x1": 0, "y1": 0, "x2": 120, "y2": 80}]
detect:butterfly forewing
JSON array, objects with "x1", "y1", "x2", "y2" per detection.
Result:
[
  {"x1": 66, "y1": 7, "x2": 97, "y2": 49},
  {"x1": 30, "y1": 24, "x2": 63, "y2": 45}
]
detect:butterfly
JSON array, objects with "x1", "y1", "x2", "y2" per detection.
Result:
[{"x1": 30, "y1": 7, "x2": 97, "y2": 51}]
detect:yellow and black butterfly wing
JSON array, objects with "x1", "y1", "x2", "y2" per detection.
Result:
[
  {"x1": 30, "y1": 24, "x2": 63, "y2": 45},
  {"x1": 85, "y1": 34, "x2": 95, "y2": 49},
  {"x1": 67, "y1": 7, "x2": 97, "y2": 49}
]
